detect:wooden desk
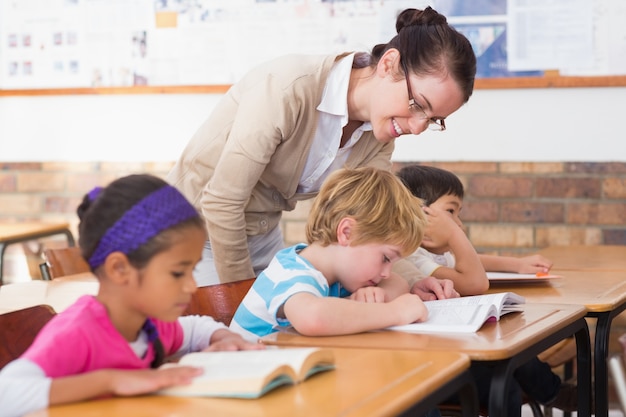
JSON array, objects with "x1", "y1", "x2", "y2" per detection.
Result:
[
  {"x1": 0, "y1": 222, "x2": 75, "y2": 285},
  {"x1": 0, "y1": 272, "x2": 98, "y2": 314},
  {"x1": 489, "y1": 267, "x2": 626, "y2": 417},
  {"x1": 263, "y1": 303, "x2": 592, "y2": 417},
  {"x1": 540, "y1": 245, "x2": 626, "y2": 271},
  {"x1": 26, "y1": 348, "x2": 478, "y2": 417}
]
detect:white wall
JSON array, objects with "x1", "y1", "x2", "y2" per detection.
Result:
[{"x1": 0, "y1": 86, "x2": 625, "y2": 162}]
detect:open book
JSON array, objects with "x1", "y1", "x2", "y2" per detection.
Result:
[
  {"x1": 387, "y1": 292, "x2": 525, "y2": 334},
  {"x1": 157, "y1": 347, "x2": 335, "y2": 399},
  {"x1": 487, "y1": 271, "x2": 562, "y2": 284}
]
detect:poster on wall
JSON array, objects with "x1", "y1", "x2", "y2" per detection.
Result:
[{"x1": 0, "y1": 0, "x2": 621, "y2": 89}]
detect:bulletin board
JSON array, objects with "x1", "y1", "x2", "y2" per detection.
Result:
[{"x1": 1, "y1": 0, "x2": 625, "y2": 96}]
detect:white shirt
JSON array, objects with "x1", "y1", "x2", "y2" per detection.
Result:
[
  {"x1": 297, "y1": 53, "x2": 373, "y2": 193},
  {"x1": 407, "y1": 247, "x2": 457, "y2": 277}
]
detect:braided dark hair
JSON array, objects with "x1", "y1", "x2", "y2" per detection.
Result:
[{"x1": 354, "y1": 6, "x2": 476, "y2": 103}]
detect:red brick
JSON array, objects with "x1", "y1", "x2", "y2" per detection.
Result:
[
  {"x1": 535, "y1": 226, "x2": 602, "y2": 246},
  {"x1": 604, "y1": 178, "x2": 626, "y2": 199},
  {"x1": 567, "y1": 203, "x2": 626, "y2": 225},
  {"x1": 566, "y1": 162, "x2": 626, "y2": 174},
  {"x1": 467, "y1": 176, "x2": 533, "y2": 198},
  {"x1": 142, "y1": 161, "x2": 175, "y2": 175},
  {"x1": 603, "y1": 230, "x2": 626, "y2": 245},
  {"x1": 500, "y1": 162, "x2": 564, "y2": 174},
  {"x1": 501, "y1": 202, "x2": 564, "y2": 223},
  {"x1": 41, "y1": 162, "x2": 98, "y2": 172},
  {"x1": 536, "y1": 177, "x2": 600, "y2": 198},
  {"x1": 0, "y1": 194, "x2": 42, "y2": 215},
  {"x1": 66, "y1": 173, "x2": 117, "y2": 193},
  {"x1": 468, "y1": 224, "x2": 535, "y2": 247},
  {"x1": 44, "y1": 196, "x2": 83, "y2": 214},
  {"x1": 428, "y1": 162, "x2": 498, "y2": 174},
  {"x1": 100, "y1": 162, "x2": 145, "y2": 173},
  {"x1": 461, "y1": 201, "x2": 498, "y2": 222},
  {"x1": 0, "y1": 174, "x2": 16, "y2": 192},
  {"x1": 0, "y1": 162, "x2": 42, "y2": 171},
  {"x1": 17, "y1": 172, "x2": 65, "y2": 192}
]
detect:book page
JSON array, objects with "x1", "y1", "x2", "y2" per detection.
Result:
[
  {"x1": 388, "y1": 303, "x2": 497, "y2": 334},
  {"x1": 423, "y1": 292, "x2": 525, "y2": 315},
  {"x1": 178, "y1": 347, "x2": 314, "y2": 376},
  {"x1": 386, "y1": 292, "x2": 524, "y2": 334}
]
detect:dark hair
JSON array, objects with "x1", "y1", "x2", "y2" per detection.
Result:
[
  {"x1": 77, "y1": 174, "x2": 205, "y2": 271},
  {"x1": 355, "y1": 6, "x2": 476, "y2": 103},
  {"x1": 396, "y1": 164, "x2": 464, "y2": 206}
]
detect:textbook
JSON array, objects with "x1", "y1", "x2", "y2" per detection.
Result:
[
  {"x1": 157, "y1": 347, "x2": 335, "y2": 399},
  {"x1": 387, "y1": 292, "x2": 525, "y2": 334},
  {"x1": 487, "y1": 271, "x2": 562, "y2": 284}
]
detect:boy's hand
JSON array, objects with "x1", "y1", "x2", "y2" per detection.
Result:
[
  {"x1": 206, "y1": 329, "x2": 265, "y2": 352},
  {"x1": 349, "y1": 286, "x2": 387, "y2": 303},
  {"x1": 411, "y1": 276, "x2": 459, "y2": 300},
  {"x1": 514, "y1": 254, "x2": 553, "y2": 274},
  {"x1": 391, "y1": 293, "x2": 429, "y2": 324},
  {"x1": 421, "y1": 206, "x2": 462, "y2": 251}
]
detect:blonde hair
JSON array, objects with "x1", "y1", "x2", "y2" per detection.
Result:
[{"x1": 305, "y1": 167, "x2": 426, "y2": 257}]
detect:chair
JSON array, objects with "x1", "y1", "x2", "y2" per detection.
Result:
[
  {"x1": 183, "y1": 278, "x2": 255, "y2": 325},
  {"x1": 40, "y1": 247, "x2": 90, "y2": 280},
  {"x1": 0, "y1": 305, "x2": 56, "y2": 369}
]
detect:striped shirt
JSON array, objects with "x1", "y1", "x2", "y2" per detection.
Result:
[{"x1": 229, "y1": 243, "x2": 349, "y2": 341}]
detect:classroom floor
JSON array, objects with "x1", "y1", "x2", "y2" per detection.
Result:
[{"x1": 523, "y1": 407, "x2": 624, "y2": 417}]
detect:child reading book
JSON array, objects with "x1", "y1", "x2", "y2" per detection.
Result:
[
  {"x1": 397, "y1": 164, "x2": 553, "y2": 296},
  {"x1": 0, "y1": 174, "x2": 263, "y2": 417},
  {"x1": 230, "y1": 167, "x2": 430, "y2": 340},
  {"x1": 396, "y1": 164, "x2": 577, "y2": 414}
]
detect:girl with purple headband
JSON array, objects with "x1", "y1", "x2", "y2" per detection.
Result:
[{"x1": 0, "y1": 174, "x2": 263, "y2": 417}]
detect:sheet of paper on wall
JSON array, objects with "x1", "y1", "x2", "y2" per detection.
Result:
[
  {"x1": 487, "y1": 271, "x2": 563, "y2": 284},
  {"x1": 506, "y1": 0, "x2": 594, "y2": 71}
]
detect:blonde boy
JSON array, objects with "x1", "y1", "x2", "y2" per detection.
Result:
[{"x1": 230, "y1": 167, "x2": 429, "y2": 340}]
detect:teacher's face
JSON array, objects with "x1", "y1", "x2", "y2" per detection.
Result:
[{"x1": 370, "y1": 66, "x2": 465, "y2": 144}]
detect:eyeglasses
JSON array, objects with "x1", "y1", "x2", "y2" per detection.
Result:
[{"x1": 401, "y1": 62, "x2": 446, "y2": 132}]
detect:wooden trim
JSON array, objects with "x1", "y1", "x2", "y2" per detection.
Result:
[
  {"x1": 1, "y1": 76, "x2": 625, "y2": 96},
  {"x1": 0, "y1": 85, "x2": 232, "y2": 96},
  {"x1": 475, "y1": 75, "x2": 626, "y2": 89}
]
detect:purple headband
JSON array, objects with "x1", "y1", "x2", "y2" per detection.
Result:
[{"x1": 88, "y1": 185, "x2": 199, "y2": 269}]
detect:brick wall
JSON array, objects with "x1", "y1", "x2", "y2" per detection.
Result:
[
  {"x1": 2, "y1": 161, "x2": 626, "y2": 254},
  {"x1": 0, "y1": 162, "x2": 175, "y2": 235}
]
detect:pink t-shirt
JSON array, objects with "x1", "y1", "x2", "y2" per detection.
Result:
[{"x1": 22, "y1": 295, "x2": 184, "y2": 377}]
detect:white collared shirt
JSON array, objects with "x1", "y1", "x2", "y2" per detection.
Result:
[{"x1": 297, "y1": 53, "x2": 373, "y2": 193}]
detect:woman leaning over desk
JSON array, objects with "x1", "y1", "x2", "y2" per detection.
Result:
[{"x1": 167, "y1": 6, "x2": 476, "y2": 287}]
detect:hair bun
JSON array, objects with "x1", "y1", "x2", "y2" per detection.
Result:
[{"x1": 396, "y1": 6, "x2": 447, "y2": 33}]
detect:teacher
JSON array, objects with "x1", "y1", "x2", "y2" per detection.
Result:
[{"x1": 168, "y1": 7, "x2": 476, "y2": 286}]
